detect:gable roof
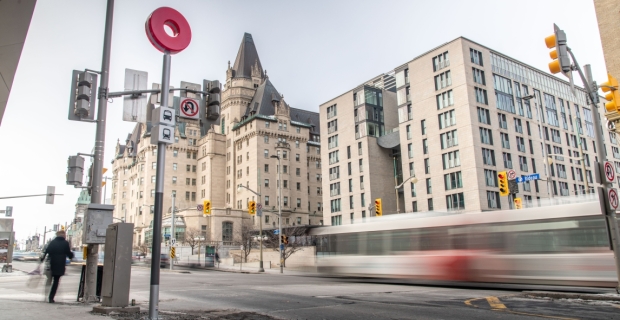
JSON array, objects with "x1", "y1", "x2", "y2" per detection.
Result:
[{"x1": 244, "y1": 78, "x2": 281, "y2": 117}]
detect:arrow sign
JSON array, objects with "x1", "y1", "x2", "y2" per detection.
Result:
[{"x1": 273, "y1": 229, "x2": 279, "y2": 235}]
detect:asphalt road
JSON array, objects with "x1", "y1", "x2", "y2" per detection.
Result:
[{"x1": 2, "y1": 261, "x2": 620, "y2": 319}]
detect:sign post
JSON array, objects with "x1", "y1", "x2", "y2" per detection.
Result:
[{"x1": 145, "y1": 7, "x2": 192, "y2": 320}]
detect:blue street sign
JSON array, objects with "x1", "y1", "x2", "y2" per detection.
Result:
[
  {"x1": 273, "y1": 229, "x2": 280, "y2": 235},
  {"x1": 280, "y1": 244, "x2": 284, "y2": 250},
  {"x1": 516, "y1": 173, "x2": 541, "y2": 183}
]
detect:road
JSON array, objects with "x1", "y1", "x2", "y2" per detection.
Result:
[{"x1": 1, "y1": 261, "x2": 620, "y2": 319}]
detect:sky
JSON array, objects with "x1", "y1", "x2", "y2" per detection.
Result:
[{"x1": 0, "y1": 0, "x2": 607, "y2": 244}]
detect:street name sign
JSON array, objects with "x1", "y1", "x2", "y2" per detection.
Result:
[{"x1": 516, "y1": 173, "x2": 541, "y2": 183}]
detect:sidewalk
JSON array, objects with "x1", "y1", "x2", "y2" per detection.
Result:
[
  {"x1": 523, "y1": 290, "x2": 620, "y2": 302},
  {"x1": 0, "y1": 300, "x2": 111, "y2": 319}
]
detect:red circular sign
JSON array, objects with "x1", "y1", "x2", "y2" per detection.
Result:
[
  {"x1": 145, "y1": 7, "x2": 191, "y2": 54},
  {"x1": 180, "y1": 98, "x2": 199, "y2": 117}
]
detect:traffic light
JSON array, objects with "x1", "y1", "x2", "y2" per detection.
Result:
[
  {"x1": 248, "y1": 201, "x2": 256, "y2": 215},
  {"x1": 68, "y1": 70, "x2": 98, "y2": 121},
  {"x1": 206, "y1": 80, "x2": 221, "y2": 120},
  {"x1": 203, "y1": 200, "x2": 211, "y2": 215},
  {"x1": 281, "y1": 235, "x2": 289, "y2": 245},
  {"x1": 544, "y1": 24, "x2": 571, "y2": 76},
  {"x1": 66, "y1": 156, "x2": 85, "y2": 187},
  {"x1": 514, "y1": 197, "x2": 523, "y2": 209},
  {"x1": 374, "y1": 198, "x2": 383, "y2": 216},
  {"x1": 498, "y1": 171, "x2": 509, "y2": 196},
  {"x1": 61, "y1": 225, "x2": 65, "y2": 231},
  {"x1": 601, "y1": 73, "x2": 620, "y2": 113}
]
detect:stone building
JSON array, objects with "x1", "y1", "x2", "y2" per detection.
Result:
[
  {"x1": 321, "y1": 37, "x2": 616, "y2": 224},
  {"x1": 594, "y1": 0, "x2": 620, "y2": 78},
  {"x1": 111, "y1": 33, "x2": 322, "y2": 249}
]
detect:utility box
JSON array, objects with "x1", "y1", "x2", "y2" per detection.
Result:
[
  {"x1": 101, "y1": 223, "x2": 133, "y2": 307},
  {"x1": 83, "y1": 204, "x2": 114, "y2": 244}
]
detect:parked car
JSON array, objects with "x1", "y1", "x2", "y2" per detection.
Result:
[
  {"x1": 145, "y1": 254, "x2": 170, "y2": 268},
  {"x1": 132, "y1": 251, "x2": 146, "y2": 263}
]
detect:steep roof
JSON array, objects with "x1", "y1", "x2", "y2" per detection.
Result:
[
  {"x1": 76, "y1": 189, "x2": 91, "y2": 205},
  {"x1": 232, "y1": 33, "x2": 264, "y2": 79},
  {"x1": 290, "y1": 107, "x2": 320, "y2": 134},
  {"x1": 244, "y1": 78, "x2": 281, "y2": 116}
]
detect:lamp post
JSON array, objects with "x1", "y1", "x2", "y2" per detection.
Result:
[
  {"x1": 270, "y1": 154, "x2": 283, "y2": 274},
  {"x1": 395, "y1": 175, "x2": 418, "y2": 213},
  {"x1": 237, "y1": 184, "x2": 264, "y2": 272}
]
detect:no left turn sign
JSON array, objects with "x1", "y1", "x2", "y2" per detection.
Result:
[{"x1": 604, "y1": 161, "x2": 615, "y2": 183}]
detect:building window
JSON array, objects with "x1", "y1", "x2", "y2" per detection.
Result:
[
  {"x1": 498, "y1": 113, "x2": 508, "y2": 129},
  {"x1": 503, "y1": 152, "x2": 513, "y2": 169},
  {"x1": 408, "y1": 143, "x2": 413, "y2": 158},
  {"x1": 426, "y1": 178, "x2": 432, "y2": 194},
  {"x1": 327, "y1": 104, "x2": 337, "y2": 119},
  {"x1": 331, "y1": 215, "x2": 342, "y2": 226},
  {"x1": 222, "y1": 222, "x2": 233, "y2": 243},
  {"x1": 432, "y1": 51, "x2": 449, "y2": 72},
  {"x1": 487, "y1": 191, "x2": 500, "y2": 209},
  {"x1": 472, "y1": 67, "x2": 486, "y2": 85},
  {"x1": 475, "y1": 87, "x2": 488, "y2": 105},
  {"x1": 424, "y1": 158, "x2": 430, "y2": 174},
  {"x1": 442, "y1": 150, "x2": 460, "y2": 169},
  {"x1": 421, "y1": 120, "x2": 426, "y2": 135},
  {"x1": 477, "y1": 107, "x2": 491, "y2": 125},
  {"x1": 500, "y1": 133, "x2": 510, "y2": 149},
  {"x1": 514, "y1": 118, "x2": 523, "y2": 133},
  {"x1": 427, "y1": 198, "x2": 434, "y2": 211},
  {"x1": 329, "y1": 151, "x2": 339, "y2": 164},
  {"x1": 423, "y1": 139, "x2": 428, "y2": 154},
  {"x1": 446, "y1": 192, "x2": 465, "y2": 210},
  {"x1": 484, "y1": 169, "x2": 497, "y2": 187},
  {"x1": 482, "y1": 148, "x2": 496, "y2": 166},
  {"x1": 470, "y1": 48, "x2": 483, "y2": 66},
  {"x1": 406, "y1": 125, "x2": 412, "y2": 140},
  {"x1": 264, "y1": 196, "x2": 270, "y2": 206},
  {"x1": 479, "y1": 127, "x2": 494, "y2": 145},
  {"x1": 440, "y1": 130, "x2": 458, "y2": 149},
  {"x1": 327, "y1": 119, "x2": 338, "y2": 134},
  {"x1": 330, "y1": 198, "x2": 341, "y2": 213},
  {"x1": 434, "y1": 70, "x2": 452, "y2": 90},
  {"x1": 438, "y1": 110, "x2": 456, "y2": 129},
  {"x1": 436, "y1": 90, "x2": 454, "y2": 110},
  {"x1": 444, "y1": 171, "x2": 463, "y2": 190},
  {"x1": 328, "y1": 135, "x2": 338, "y2": 149}
]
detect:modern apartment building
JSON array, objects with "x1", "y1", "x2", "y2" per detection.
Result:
[
  {"x1": 111, "y1": 33, "x2": 322, "y2": 248},
  {"x1": 321, "y1": 37, "x2": 615, "y2": 225}
]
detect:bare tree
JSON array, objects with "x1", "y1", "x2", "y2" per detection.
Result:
[
  {"x1": 239, "y1": 223, "x2": 255, "y2": 263},
  {"x1": 184, "y1": 227, "x2": 203, "y2": 255},
  {"x1": 264, "y1": 226, "x2": 309, "y2": 267}
]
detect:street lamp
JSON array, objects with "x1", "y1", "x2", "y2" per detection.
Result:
[
  {"x1": 237, "y1": 184, "x2": 265, "y2": 272},
  {"x1": 394, "y1": 175, "x2": 418, "y2": 214},
  {"x1": 270, "y1": 154, "x2": 284, "y2": 274}
]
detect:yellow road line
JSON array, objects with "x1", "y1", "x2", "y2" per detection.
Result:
[
  {"x1": 486, "y1": 296, "x2": 506, "y2": 309},
  {"x1": 464, "y1": 297, "x2": 484, "y2": 307}
]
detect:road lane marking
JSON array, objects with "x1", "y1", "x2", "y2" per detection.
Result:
[
  {"x1": 464, "y1": 297, "x2": 485, "y2": 307},
  {"x1": 486, "y1": 296, "x2": 506, "y2": 309}
]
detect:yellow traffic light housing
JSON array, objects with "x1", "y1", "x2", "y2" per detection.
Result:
[
  {"x1": 374, "y1": 198, "x2": 383, "y2": 216},
  {"x1": 601, "y1": 73, "x2": 620, "y2": 113},
  {"x1": 203, "y1": 200, "x2": 211, "y2": 215},
  {"x1": 248, "y1": 201, "x2": 256, "y2": 215},
  {"x1": 498, "y1": 171, "x2": 509, "y2": 197},
  {"x1": 544, "y1": 24, "x2": 571, "y2": 76},
  {"x1": 514, "y1": 197, "x2": 523, "y2": 209},
  {"x1": 281, "y1": 235, "x2": 288, "y2": 245}
]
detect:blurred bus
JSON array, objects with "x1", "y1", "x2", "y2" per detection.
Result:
[{"x1": 310, "y1": 199, "x2": 618, "y2": 287}]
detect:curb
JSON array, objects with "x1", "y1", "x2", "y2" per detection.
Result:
[{"x1": 523, "y1": 291, "x2": 620, "y2": 302}]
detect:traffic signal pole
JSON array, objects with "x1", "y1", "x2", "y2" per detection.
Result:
[
  {"x1": 84, "y1": 0, "x2": 114, "y2": 303},
  {"x1": 569, "y1": 50, "x2": 620, "y2": 292}
]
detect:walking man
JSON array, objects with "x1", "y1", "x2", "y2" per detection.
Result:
[{"x1": 40, "y1": 230, "x2": 74, "y2": 303}]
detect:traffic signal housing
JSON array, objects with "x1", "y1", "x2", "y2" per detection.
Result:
[
  {"x1": 281, "y1": 235, "x2": 289, "y2": 245},
  {"x1": 205, "y1": 80, "x2": 221, "y2": 120},
  {"x1": 203, "y1": 200, "x2": 211, "y2": 215},
  {"x1": 514, "y1": 197, "x2": 523, "y2": 209},
  {"x1": 68, "y1": 70, "x2": 98, "y2": 121},
  {"x1": 602, "y1": 73, "x2": 620, "y2": 114},
  {"x1": 248, "y1": 201, "x2": 256, "y2": 215},
  {"x1": 544, "y1": 24, "x2": 571, "y2": 76},
  {"x1": 498, "y1": 171, "x2": 509, "y2": 196},
  {"x1": 66, "y1": 156, "x2": 85, "y2": 187},
  {"x1": 374, "y1": 198, "x2": 382, "y2": 216}
]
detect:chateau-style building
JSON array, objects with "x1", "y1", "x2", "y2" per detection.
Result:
[{"x1": 111, "y1": 33, "x2": 322, "y2": 249}]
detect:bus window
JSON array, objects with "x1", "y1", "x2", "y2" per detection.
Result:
[{"x1": 366, "y1": 231, "x2": 385, "y2": 255}]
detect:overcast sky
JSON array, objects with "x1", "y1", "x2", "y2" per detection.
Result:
[{"x1": 0, "y1": 0, "x2": 606, "y2": 243}]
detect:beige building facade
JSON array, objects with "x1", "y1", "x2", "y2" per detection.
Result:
[
  {"x1": 594, "y1": 0, "x2": 620, "y2": 78},
  {"x1": 321, "y1": 37, "x2": 617, "y2": 225},
  {"x1": 111, "y1": 33, "x2": 322, "y2": 248}
]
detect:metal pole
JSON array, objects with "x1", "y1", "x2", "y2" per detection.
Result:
[
  {"x1": 149, "y1": 52, "x2": 171, "y2": 320},
  {"x1": 258, "y1": 170, "x2": 264, "y2": 272},
  {"x1": 85, "y1": 0, "x2": 114, "y2": 303},
  {"x1": 170, "y1": 193, "x2": 175, "y2": 271},
  {"x1": 278, "y1": 157, "x2": 283, "y2": 274},
  {"x1": 393, "y1": 156, "x2": 399, "y2": 213},
  {"x1": 575, "y1": 118, "x2": 590, "y2": 193},
  {"x1": 581, "y1": 62, "x2": 620, "y2": 292},
  {"x1": 42, "y1": 226, "x2": 46, "y2": 248}
]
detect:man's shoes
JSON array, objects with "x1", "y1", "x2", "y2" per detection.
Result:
[{"x1": 48, "y1": 299, "x2": 55, "y2": 303}]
